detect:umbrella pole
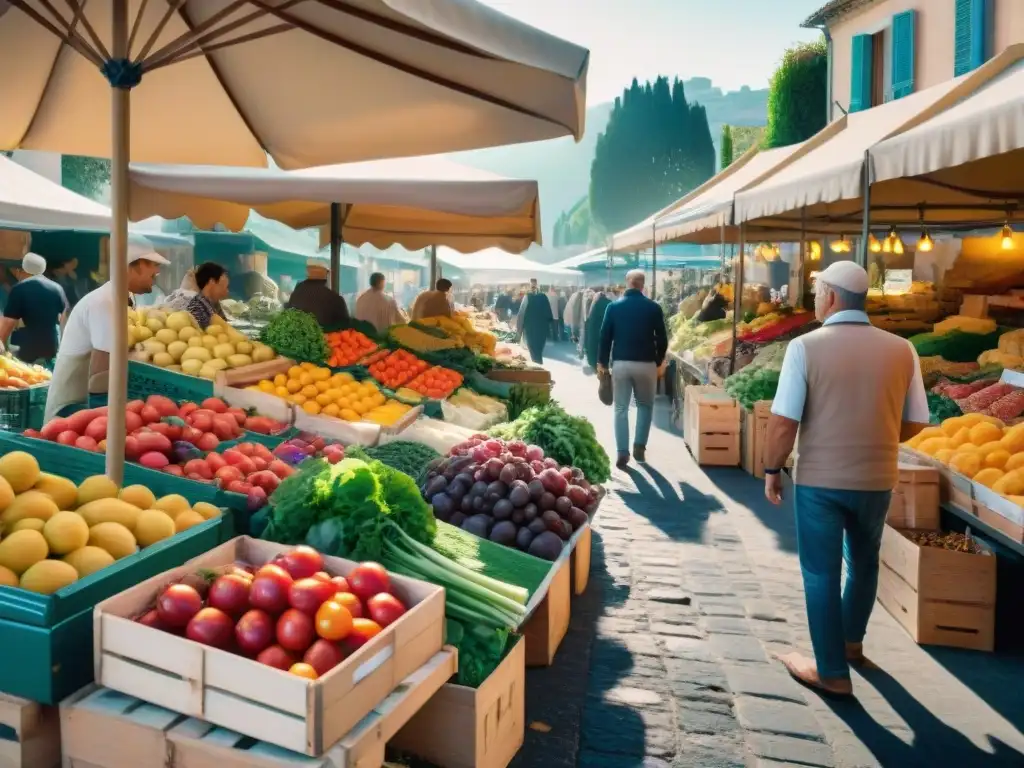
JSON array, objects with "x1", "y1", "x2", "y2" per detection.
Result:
[
  {"x1": 330, "y1": 202, "x2": 341, "y2": 294},
  {"x1": 106, "y1": 0, "x2": 130, "y2": 483},
  {"x1": 429, "y1": 244, "x2": 438, "y2": 288},
  {"x1": 651, "y1": 224, "x2": 657, "y2": 300},
  {"x1": 858, "y1": 149, "x2": 872, "y2": 269},
  {"x1": 728, "y1": 224, "x2": 745, "y2": 376}
]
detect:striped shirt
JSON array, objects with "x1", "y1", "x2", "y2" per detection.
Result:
[{"x1": 186, "y1": 294, "x2": 225, "y2": 330}]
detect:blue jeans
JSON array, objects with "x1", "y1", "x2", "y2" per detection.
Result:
[
  {"x1": 793, "y1": 484, "x2": 892, "y2": 680},
  {"x1": 612, "y1": 361, "x2": 656, "y2": 454}
]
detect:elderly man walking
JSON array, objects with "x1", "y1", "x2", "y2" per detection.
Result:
[
  {"x1": 597, "y1": 270, "x2": 667, "y2": 468},
  {"x1": 764, "y1": 261, "x2": 928, "y2": 697}
]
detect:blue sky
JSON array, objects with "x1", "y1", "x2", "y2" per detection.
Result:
[{"x1": 478, "y1": 0, "x2": 824, "y2": 103}]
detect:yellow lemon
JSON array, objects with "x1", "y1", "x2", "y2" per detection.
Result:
[
  {"x1": 286, "y1": 379, "x2": 302, "y2": 394},
  {"x1": 315, "y1": 392, "x2": 334, "y2": 407},
  {"x1": 274, "y1": 373, "x2": 288, "y2": 387},
  {"x1": 340, "y1": 408, "x2": 360, "y2": 422},
  {"x1": 258, "y1": 380, "x2": 275, "y2": 393},
  {"x1": 311, "y1": 367, "x2": 331, "y2": 382},
  {"x1": 299, "y1": 373, "x2": 313, "y2": 387},
  {"x1": 275, "y1": 386, "x2": 291, "y2": 398},
  {"x1": 324, "y1": 388, "x2": 342, "y2": 401},
  {"x1": 315, "y1": 380, "x2": 331, "y2": 393},
  {"x1": 289, "y1": 393, "x2": 307, "y2": 405},
  {"x1": 301, "y1": 362, "x2": 317, "y2": 372},
  {"x1": 301, "y1": 384, "x2": 318, "y2": 399},
  {"x1": 302, "y1": 401, "x2": 321, "y2": 415},
  {"x1": 322, "y1": 403, "x2": 340, "y2": 417}
]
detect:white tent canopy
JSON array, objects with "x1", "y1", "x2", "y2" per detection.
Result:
[
  {"x1": 438, "y1": 246, "x2": 581, "y2": 285},
  {"x1": 128, "y1": 155, "x2": 541, "y2": 254},
  {"x1": 0, "y1": 155, "x2": 111, "y2": 231},
  {"x1": 551, "y1": 245, "x2": 608, "y2": 269},
  {"x1": 733, "y1": 47, "x2": 1024, "y2": 234}
]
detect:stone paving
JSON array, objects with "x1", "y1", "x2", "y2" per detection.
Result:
[{"x1": 510, "y1": 344, "x2": 1024, "y2": 768}]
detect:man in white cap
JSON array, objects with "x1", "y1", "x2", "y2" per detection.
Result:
[
  {"x1": 763, "y1": 260, "x2": 929, "y2": 697},
  {"x1": 0, "y1": 252, "x2": 69, "y2": 365},
  {"x1": 285, "y1": 260, "x2": 350, "y2": 329},
  {"x1": 45, "y1": 240, "x2": 169, "y2": 421}
]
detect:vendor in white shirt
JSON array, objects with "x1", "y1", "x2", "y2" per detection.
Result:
[{"x1": 44, "y1": 241, "x2": 169, "y2": 421}]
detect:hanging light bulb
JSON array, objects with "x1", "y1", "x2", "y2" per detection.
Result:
[
  {"x1": 882, "y1": 234, "x2": 892, "y2": 253},
  {"x1": 869, "y1": 234, "x2": 882, "y2": 253},
  {"x1": 893, "y1": 237, "x2": 904, "y2": 255},
  {"x1": 810, "y1": 241, "x2": 822, "y2": 260},
  {"x1": 1001, "y1": 222, "x2": 1015, "y2": 250},
  {"x1": 917, "y1": 229, "x2": 934, "y2": 252},
  {"x1": 830, "y1": 235, "x2": 849, "y2": 253}
]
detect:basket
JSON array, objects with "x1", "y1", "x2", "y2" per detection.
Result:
[{"x1": 0, "y1": 383, "x2": 49, "y2": 432}]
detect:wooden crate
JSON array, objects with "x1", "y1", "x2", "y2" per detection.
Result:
[
  {"x1": 740, "y1": 401, "x2": 794, "y2": 478},
  {"x1": 887, "y1": 464, "x2": 941, "y2": 529},
  {"x1": 684, "y1": 386, "x2": 740, "y2": 467},
  {"x1": 392, "y1": 637, "x2": 525, "y2": 768},
  {"x1": 92, "y1": 537, "x2": 445, "y2": 756},
  {"x1": 60, "y1": 650, "x2": 457, "y2": 768},
  {"x1": 522, "y1": 558, "x2": 571, "y2": 667},
  {"x1": 486, "y1": 368, "x2": 552, "y2": 385},
  {"x1": 0, "y1": 693, "x2": 61, "y2": 768},
  {"x1": 877, "y1": 523, "x2": 996, "y2": 651},
  {"x1": 972, "y1": 484, "x2": 1024, "y2": 545},
  {"x1": 570, "y1": 524, "x2": 592, "y2": 596}
]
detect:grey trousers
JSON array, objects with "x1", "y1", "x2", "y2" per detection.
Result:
[{"x1": 611, "y1": 360, "x2": 657, "y2": 453}]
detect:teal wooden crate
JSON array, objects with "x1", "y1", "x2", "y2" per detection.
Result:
[
  {"x1": 127, "y1": 360, "x2": 214, "y2": 402},
  {"x1": 0, "y1": 383, "x2": 49, "y2": 432}
]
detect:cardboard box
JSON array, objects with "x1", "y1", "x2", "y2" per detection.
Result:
[
  {"x1": 92, "y1": 537, "x2": 445, "y2": 755},
  {"x1": 878, "y1": 523, "x2": 996, "y2": 651},
  {"x1": 887, "y1": 464, "x2": 941, "y2": 529},
  {"x1": 392, "y1": 637, "x2": 525, "y2": 768}
]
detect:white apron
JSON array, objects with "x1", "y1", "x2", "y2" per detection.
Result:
[{"x1": 43, "y1": 351, "x2": 92, "y2": 422}]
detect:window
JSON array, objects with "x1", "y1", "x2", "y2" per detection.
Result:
[
  {"x1": 871, "y1": 29, "x2": 887, "y2": 105},
  {"x1": 955, "y1": 0, "x2": 990, "y2": 75},
  {"x1": 891, "y1": 10, "x2": 916, "y2": 99},
  {"x1": 850, "y1": 10, "x2": 915, "y2": 111}
]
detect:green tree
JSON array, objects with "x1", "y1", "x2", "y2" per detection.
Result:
[
  {"x1": 589, "y1": 76, "x2": 716, "y2": 234},
  {"x1": 731, "y1": 126, "x2": 765, "y2": 157},
  {"x1": 720, "y1": 125, "x2": 734, "y2": 169},
  {"x1": 763, "y1": 38, "x2": 828, "y2": 149},
  {"x1": 62, "y1": 155, "x2": 111, "y2": 200}
]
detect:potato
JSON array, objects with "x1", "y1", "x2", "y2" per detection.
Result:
[
  {"x1": 226, "y1": 354, "x2": 253, "y2": 369},
  {"x1": 213, "y1": 343, "x2": 235, "y2": 360},
  {"x1": 167, "y1": 341, "x2": 188, "y2": 362},
  {"x1": 152, "y1": 352, "x2": 175, "y2": 367},
  {"x1": 154, "y1": 329, "x2": 178, "y2": 346}
]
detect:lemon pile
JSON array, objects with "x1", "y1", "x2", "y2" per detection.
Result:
[
  {"x1": 130, "y1": 310, "x2": 275, "y2": 380},
  {"x1": 0, "y1": 452, "x2": 222, "y2": 594},
  {"x1": 251, "y1": 363, "x2": 413, "y2": 425}
]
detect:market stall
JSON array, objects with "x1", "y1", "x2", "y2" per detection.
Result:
[{"x1": 437, "y1": 246, "x2": 583, "y2": 287}]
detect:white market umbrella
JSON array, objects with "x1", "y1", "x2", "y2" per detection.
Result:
[
  {"x1": 0, "y1": 1, "x2": 589, "y2": 480},
  {"x1": 438, "y1": 246, "x2": 581, "y2": 286},
  {"x1": 128, "y1": 154, "x2": 541, "y2": 256},
  {"x1": 0, "y1": 154, "x2": 111, "y2": 230}
]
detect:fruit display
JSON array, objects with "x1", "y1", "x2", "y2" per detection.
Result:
[
  {"x1": 259, "y1": 309, "x2": 330, "y2": 366},
  {"x1": 420, "y1": 436, "x2": 599, "y2": 560},
  {"x1": 250, "y1": 364, "x2": 413, "y2": 426},
  {"x1": 367, "y1": 349, "x2": 428, "y2": 390},
  {"x1": 417, "y1": 315, "x2": 497, "y2": 355},
  {"x1": 325, "y1": 329, "x2": 379, "y2": 368},
  {"x1": 448, "y1": 389, "x2": 507, "y2": 419},
  {"x1": 0, "y1": 354, "x2": 51, "y2": 388},
  {"x1": 905, "y1": 412, "x2": 1024, "y2": 502},
  {"x1": 29, "y1": 395, "x2": 287, "y2": 461},
  {"x1": 404, "y1": 365, "x2": 463, "y2": 400},
  {"x1": 390, "y1": 323, "x2": 463, "y2": 352},
  {"x1": 129, "y1": 309, "x2": 276, "y2": 380},
  {"x1": 141, "y1": 548, "x2": 405, "y2": 679},
  {"x1": 0, "y1": 452, "x2": 222, "y2": 594}
]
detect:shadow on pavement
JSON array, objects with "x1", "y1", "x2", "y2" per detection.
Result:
[
  {"x1": 825, "y1": 664, "x2": 1024, "y2": 767},
  {"x1": 703, "y1": 466, "x2": 799, "y2": 555},
  {"x1": 925, "y1": 645, "x2": 1024, "y2": 742},
  {"x1": 616, "y1": 465, "x2": 726, "y2": 543}
]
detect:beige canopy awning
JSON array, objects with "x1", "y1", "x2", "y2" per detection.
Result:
[
  {"x1": 733, "y1": 46, "x2": 1024, "y2": 237},
  {"x1": 866, "y1": 55, "x2": 1024, "y2": 228},
  {"x1": 128, "y1": 155, "x2": 541, "y2": 253},
  {"x1": 654, "y1": 142, "x2": 812, "y2": 245}
]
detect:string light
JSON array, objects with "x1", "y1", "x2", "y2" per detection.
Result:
[
  {"x1": 882, "y1": 234, "x2": 892, "y2": 253},
  {"x1": 893, "y1": 237, "x2": 904, "y2": 255},
  {"x1": 1001, "y1": 222, "x2": 1015, "y2": 250},
  {"x1": 917, "y1": 229, "x2": 934, "y2": 252},
  {"x1": 869, "y1": 234, "x2": 882, "y2": 253},
  {"x1": 830, "y1": 235, "x2": 851, "y2": 253}
]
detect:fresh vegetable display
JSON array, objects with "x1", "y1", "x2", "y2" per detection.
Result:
[
  {"x1": 723, "y1": 342, "x2": 788, "y2": 410},
  {"x1": 324, "y1": 329, "x2": 379, "y2": 368},
  {"x1": 503, "y1": 382, "x2": 551, "y2": 421},
  {"x1": 417, "y1": 315, "x2": 498, "y2": 355},
  {"x1": 389, "y1": 324, "x2": 463, "y2": 352},
  {"x1": 421, "y1": 436, "x2": 599, "y2": 561},
  {"x1": 0, "y1": 451, "x2": 221, "y2": 594},
  {"x1": 404, "y1": 365, "x2": 464, "y2": 400},
  {"x1": 251, "y1": 364, "x2": 412, "y2": 426},
  {"x1": 448, "y1": 388, "x2": 508, "y2": 419},
  {"x1": 668, "y1": 317, "x2": 732, "y2": 354},
  {"x1": 489, "y1": 402, "x2": 611, "y2": 484},
  {"x1": 0, "y1": 354, "x2": 51, "y2": 388},
  {"x1": 141, "y1": 548, "x2": 405, "y2": 679},
  {"x1": 367, "y1": 349, "x2": 429, "y2": 389},
  {"x1": 130, "y1": 310, "x2": 276, "y2": 379},
  {"x1": 344, "y1": 441, "x2": 441, "y2": 479},
  {"x1": 259, "y1": 309, "x2": 331, "y2": 365}
]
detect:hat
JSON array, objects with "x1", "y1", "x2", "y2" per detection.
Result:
[
  {"x1": 21, "y1": 252, "x2": 46, "y2": 276},
  {"x1": 127, "y1": 239, "x2": 170, "y2": 266},
  {"x1": 817, "y1": 261, "x2": 869, "y2": 294},
  {"x1": 306, "y1": 259, "x2": 329, "y2": 273}
]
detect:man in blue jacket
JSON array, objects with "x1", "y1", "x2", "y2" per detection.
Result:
[{"x1": 597, "y1": 270, "x2": 668, "y2": 468}]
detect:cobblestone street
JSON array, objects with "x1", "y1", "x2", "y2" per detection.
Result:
[{"x1": 511, "y1": 344, "x2": 1024, "y2": 768}]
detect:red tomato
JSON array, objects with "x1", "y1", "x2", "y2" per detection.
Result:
[
  {"x1": 330, "y1": 575, "x2": 350, "y2": 594},
  {"x1": 137, "y1": 609, "x2": 167, "y2": 630},
  {"x1": 347, "y1": 563, "x2": 391, "y2": 601},
  {"x1": 56, "y1": 430, "x2": 79, "y2": 446},
  {"x1": 235, "y1": 609, "x2": 275, "y2": 655},
  {"x1": 366, "y1": 593, "x2": 407, "y2": 628},
  {"x1": 207, "y1": 574, "x2": 251, "y2": 617},
  {"x1": 185, "y1": 607, "x2": 234, "y2": 648},
  {"x1": 249, "y1": 566, "x2": 293, "y2": 614},
  {"x1": 256, "y1": 644, "x2": 295, "y2": 670},
  {"x1": 280, "y1": 546, "x2": 324, "y2": 580},
  {"x1": 342, "y1": 618, "x2": 382, "y2": 653},
  {"x1": 205, "y1": 452, "x2": 227, "y2": 472},
  {"x1": 311, "y1": 571, "x2": 332, "y2": 583},
  {"x1": 315, "y1": 599, "x2": 353, "y2": 641},
  {"x1": 157, "y1": 584, "x2": 203, "y2": 627},
  {"x1": 288, "y1": 578, "x2": 338, "y2": 616},
  {"x1": 276, "y1": 609, "x2": 316, "y2": 653},
  {"x1": 333, "y1": 591, "x2": 363, "y2": 619},
  {"x1": 303, "y1": 639, "x2": 344, "y2": 676}
]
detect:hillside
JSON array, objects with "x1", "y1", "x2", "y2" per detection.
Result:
[{"x1": 449, "y1": 77, "x2": 768, "y2": 242}]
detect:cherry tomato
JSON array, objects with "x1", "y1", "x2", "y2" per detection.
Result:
[
  {"x1": 333, "y1": 591, "x2": 363, "y2": 619},
  {"x1": 289, "y1": 662, "x2": 319, "y2": 679},
  {"x1": 315, "y1": 599, "x2": 354, "y2": 641}
]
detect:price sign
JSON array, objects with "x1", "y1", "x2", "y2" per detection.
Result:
[{"x1": 884, "y1": 269, "x2": 912, "y2": 294}]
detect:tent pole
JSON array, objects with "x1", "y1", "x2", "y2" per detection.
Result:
[
  {"x1": 858, "y1": 149, "x2": 872, "y2": 268},
  {"x1": 106, "y1": 0, "x2": 129, "y2": 483},
  {"x1": 797, "y1": 206, "x2": 806, "y2": 309},
  {"x1": 429, "y1": 244, "x2": 438, "y2": 287},
  {"x1": 329, "y1": 202, "x2": 341, "y2": 294},
  {"x1": 729, "y1": 224, "x2": 745, "y2": 376},
  {"x1": 651, "y1": 224, "x2": 657, "y2": 299}
]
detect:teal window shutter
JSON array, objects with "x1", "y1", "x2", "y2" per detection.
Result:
[
  {"x1": 891, "y1": 10, "x2": 916, "y2": 99},
  {"x1": 955, "y1": 0, "x2": 989, "y2": 76},
  {"x1": 850, "y1": 34, "x2": 873, "y2": 112}
]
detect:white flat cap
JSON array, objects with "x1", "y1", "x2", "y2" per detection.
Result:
[
  {"x1": 22, "y1": 252, "x2": 46, "y2": 275},
  {"x1": 127, "y1": 238, "x2": 170, "y2": 266},
  {"x1": 817, "y1": 260, "x2": 869, "y2": 294}
]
